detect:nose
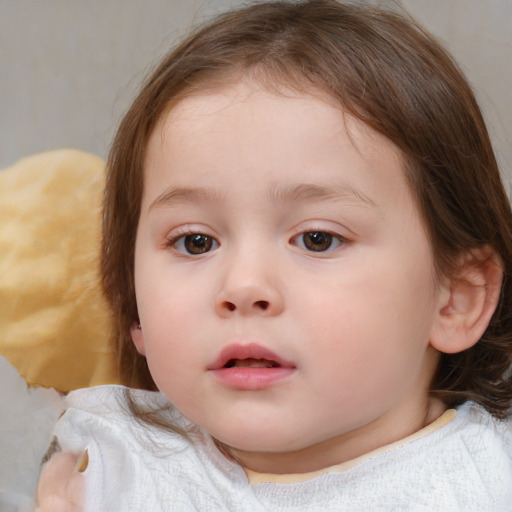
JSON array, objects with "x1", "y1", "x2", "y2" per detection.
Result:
[{"x1": 214, "y1": 258, "x2": 285, "y2": 318}]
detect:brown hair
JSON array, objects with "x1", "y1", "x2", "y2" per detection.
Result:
[{"x1": 102, "y1": 0, "x2": 512, "y2": 418}]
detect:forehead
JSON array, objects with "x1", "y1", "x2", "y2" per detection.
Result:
[
  {"x1": 141, "y1": 80, "x2": 411, "y2": 215},
  {"x1": 146, "y1": 81, "x2": 402, "y2": 169}
]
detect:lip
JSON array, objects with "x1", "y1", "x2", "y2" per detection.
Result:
[{"x1": 207, "y1": 343, "x2": 296, "y2": 390}]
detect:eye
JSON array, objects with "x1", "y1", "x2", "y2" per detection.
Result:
[
  {"x1": 292, "y1": 231, "x2": 344, "y2": 252},
  {"x1": 172, "y1": 233, "x2": 219, "y2": 255}
]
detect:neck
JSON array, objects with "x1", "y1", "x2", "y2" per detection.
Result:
[{"x1": 226, "y1": 397, "x2": 447, "y2": 475}]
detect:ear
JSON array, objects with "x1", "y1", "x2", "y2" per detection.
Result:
[
  {"x1": 130, "y1": 322, "x2": 146, "y2": 356},
  {"x1": 430, "y1": 246, "x2": 503, "y2": 354}
]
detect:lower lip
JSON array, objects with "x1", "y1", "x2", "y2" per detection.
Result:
[{"x1": 210, "y1": 367, "x2": 295, "y2": 390}]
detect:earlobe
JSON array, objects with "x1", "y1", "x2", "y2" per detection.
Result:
[
  {"x1": 130, "y1": 322, "x2": 146, "y2": 356},
  {"x1": 430, "y1": 246, "x2": 503, "y2": 354}
]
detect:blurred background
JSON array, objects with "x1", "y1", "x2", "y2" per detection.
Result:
[
  {"x1": 0, "y1": 0, "x2": 511, "y2": 184},
  {"x1": 0, "y1": 0, "x2": 511, "y2": 507}
]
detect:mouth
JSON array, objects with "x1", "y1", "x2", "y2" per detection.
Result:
[
  {"x1": 224, "y1": 358, "x2": 281, "y2": 369},
  {"x1": 207, "y1": 343, "x2": 296, "y2": 390},
  {"x1": 208, "y1": 343, "x2": 295, "y2": 371}
]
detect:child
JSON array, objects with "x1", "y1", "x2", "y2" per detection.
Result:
[{"x1": 36, "y1": 0, "x2": 512, "y2": 510}]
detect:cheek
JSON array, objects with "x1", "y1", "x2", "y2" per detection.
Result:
[
  {"x1": 141, "y1": 324, "x2": 202, "y2": 407},
  {"x1": 301, "y1": 265, "x2": 436, "y2": 381},
  {"x1": 135, "y1": 283, "x2": 203, "y2": 384},
  {"x1": 141, "y1": 299, "x2": 199, "y2": 366},
  {"x1": 136, "y1": 263, "x2": 205, "y2": 327}
]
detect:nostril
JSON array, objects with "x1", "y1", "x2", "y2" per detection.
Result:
[
  {"x1": 254, "y1": 300, "x2": 270, "y2": 310},
  {"x1": 218, "y1": 299, "x2": 272, "y2": 314},
  {"x1": 224, "y1": 301, "x2": 236, "y2": 312}
]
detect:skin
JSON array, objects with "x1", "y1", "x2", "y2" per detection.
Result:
[
  {"x1": 36, "y1": 452, "x2": 84, "y2": 512},
  {"x1": 131, "y1": 80, "x2": 450, "y2": 475}
]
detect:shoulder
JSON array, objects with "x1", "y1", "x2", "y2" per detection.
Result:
[
  {"x1": 413, "y1": 402, "x2": 512, "y2": 476},
  {"x1": 65, "y1": 384, "x2": 168, "y2": 415},
  {"x1": 399, "y1": 402, "x2": 512, "y2": 509},
  {"x1": 54, "y1": 385, "x2": 192, "y2": 452},
  {"x1": 50, "y1": 386, "x2": 217, "y2": 510},
  {"x1": 453, "y1": 401, "x2": 512, "y2": 457},
  {"x1": 49, "y1": 385, "x2": 250, "y2": 511},
  {"x1": 309, "y1": 403, "x2": 512, "y2": 510}
]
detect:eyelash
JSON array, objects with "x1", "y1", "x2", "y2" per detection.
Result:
[
  {"x1": 290, "y1": 229, "x2": 348, "y2": 253},
  {"x1": 165, "y1": 228, "x2": 349, "y2": 256},
  {"x1": 166, "y1": 229, "x2": 219, "y2": 256}
]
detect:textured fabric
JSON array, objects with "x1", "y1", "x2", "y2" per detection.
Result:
[
  {"x1": 0, "y1": 150, "x2": 119, "y2": 391},
  {"x1": 53, "y1": 385, "x2": 512, "y2": 512}
]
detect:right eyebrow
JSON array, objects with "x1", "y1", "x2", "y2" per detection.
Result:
[{"x1": 148, "y1": 186, "x2": 223, "y2": 211}]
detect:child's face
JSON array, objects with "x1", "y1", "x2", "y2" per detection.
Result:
[{"x1": 132, "y1": 80, "x2": 446, "y2": 473}]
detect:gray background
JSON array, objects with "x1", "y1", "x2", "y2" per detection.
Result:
[{"x1": 1, "y1": 0, "x2": 511, "y2": 188}]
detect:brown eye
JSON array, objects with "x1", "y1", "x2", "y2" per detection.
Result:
[
  {"x1": 294, "y1": 231, "x2": 343, "y2": 252},
  {"x1": 175, "y1": 234, "x2": 218, "y2": 255},
  {"x1": 303, "y1": 231, "x2": 332, "y2": 251}
]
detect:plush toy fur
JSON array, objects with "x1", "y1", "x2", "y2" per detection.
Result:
[{"x1": 0, "y1": 150, "x2": 120, "y2": 391}]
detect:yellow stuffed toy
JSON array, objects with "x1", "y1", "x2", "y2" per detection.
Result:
[{"x1": 0, "y1": 149, "x2": 120, "y2": 391}]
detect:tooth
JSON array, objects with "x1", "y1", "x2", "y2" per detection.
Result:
[{"x1": 234, "y1": 358, "x2": 274, "y2": 368}]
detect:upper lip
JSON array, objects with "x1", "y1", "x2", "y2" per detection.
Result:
[{"x1": 207, "y1": 343, "x2": 295, "y2": 370}]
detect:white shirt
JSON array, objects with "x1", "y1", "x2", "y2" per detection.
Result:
[{"x1": 52, "y1": 385, "x2": 512, "y2": 511}]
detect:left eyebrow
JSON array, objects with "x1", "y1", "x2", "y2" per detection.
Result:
[{"x1": 268, "y1": 183, "x2": 379, "y2": 211}]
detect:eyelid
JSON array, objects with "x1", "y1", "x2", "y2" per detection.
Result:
[
  {"x1": 291, "y1": 230, "x2": 346, "y2": 246},
  {"x1": 166, "y1": 223, "x2": 216, "y2": 239},
  {"x1": 289, "y1": 224, "x2": 351, "y2": 254},
  {"x1": 165, "y1": 225, "x2": 220, "y2": 255},
  {"x1": 289, "y1": 221, "x2": 351, "y2": 242}
]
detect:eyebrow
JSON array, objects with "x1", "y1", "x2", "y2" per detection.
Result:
[
  {"x1": 149, "y1": 182, "x2": 379, "y2": 211},
  {"x1": 149, "y1": 186, "x2": 224, "y2": 211},
  {"x1": 268, "y1": 183, "x2": 378, "y2": 210}
]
